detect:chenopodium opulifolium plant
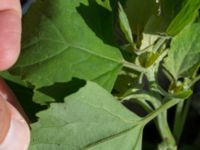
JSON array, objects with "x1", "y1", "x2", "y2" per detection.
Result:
[{"x1": 1, "y1": 0, "x2": 200, "y2": 150}]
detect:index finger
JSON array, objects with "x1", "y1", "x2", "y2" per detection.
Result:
[{"x1": 0, "y1": 0, "x2": 22, "y2": 70}]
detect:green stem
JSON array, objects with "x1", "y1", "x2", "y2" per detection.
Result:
[
  {"x1": 172, "y1": 75, "x2": 200, "y2": 142},
  {"x1": 153, "y1": 37, "x2": 169, "y2": 53},
  {"x1": 121, "y1": 93, "x2": 161, "y2": 108},
  {"x1": 173, "y1": 101, "x2": 184, "y2": 142},
  {"x1": 173, "y1": 99, "x2": 190, "y2": 144},
  {"x1": 189, "y1": 75, "x2": 200, "y2": 88},
  {"x1": 123, "y1": 93, "x2": 176, "y2": 145},
  {"x1": 123, "y1": 60, "x2": 146, "y2": 72},
  {"x1": 139, "y1": 99, "x2": 182, "y2": 148},
  {"x1": 121, "y1": 96, "x2": 153, "y2": 112},
  {"x1": 157, "y1": 111, "x2": 176, "y2": 146},
  {"x1": 140, "y1": 98, "x2": 181, "y2": 128}
]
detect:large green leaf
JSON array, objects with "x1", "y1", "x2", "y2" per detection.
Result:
[
  {"x1": 125, "y1": 0, "x2": 157, "y2": 34},
  {"x1": 164, "y1": 23, "x2": 200, "y2": 80},
  {"x1": 166, "y1": 0, "x2": 200, "y2": 35},
  {"x1": 11, "y1": 0, "x2": 123, "y2": 91},
  {"x1": 145, "y1": 0, "x2": 200, "y2": 36},
  {"x1": 160, "y1": 0, "x2": 185, "y2": 23},
  {"x1": 29, "y1": 81, "x2": 143, "y2": 150}
]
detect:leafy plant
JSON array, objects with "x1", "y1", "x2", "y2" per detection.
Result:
[{"x1": 1, "y1": 0, "x2": 200, "y2": 149}]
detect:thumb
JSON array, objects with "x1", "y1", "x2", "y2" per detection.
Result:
[
  {"x1": 0, "y1": 0, "x2": 22, "y2": 70},
  {"x1": 0, "y1": 99, "x2": 30, "y2": 150},
  {"x1": 0, "y1": 78, "x2": 30, "y2": 150}
]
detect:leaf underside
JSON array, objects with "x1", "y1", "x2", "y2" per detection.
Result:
[
  {"x1": 29, "y1": 81, "x2": 143, "y2": 150},
  {"x1": 164, "y1": 23, "x2": 200, "y2": 80}
]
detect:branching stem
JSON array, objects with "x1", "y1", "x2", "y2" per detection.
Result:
[{"x1": 123, "y1": 60, "x2": 146, "y2": 72}]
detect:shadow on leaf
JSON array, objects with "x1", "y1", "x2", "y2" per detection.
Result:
[
  {"x1": 38, "y1": 78, "x2": 86, "y2": 103},
  {"x1": 77, "y1": 0, "x2": 115, "y2": 46},
  {"x1": 5, "y1": 80, "x2": 47, "y2": 123}
]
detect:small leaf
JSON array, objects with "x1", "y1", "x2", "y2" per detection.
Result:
[
  {"x1": 166, "y1": 0, "x2": 200, "y2": 35},
  {"x1": 164, "y1": 23, "x2": 200, "y2": 80},
  {"x1": 139, "y1": 33, "x2": 158, "y2": 50},
  {"x1": 29, "y1": 81, "x2": 144, "y2": 150},
  {"x1": 139, "y1": 52, "x2": 160, "y2": 68},
  {"x1": 96, "y1": 0, "x2": 112, "y2": 11},
  {"x1": 172, "y1": 89, "x2": 193, "y2": 99},
  {"x1": 118, "y1": 2, "x2": 134, "y2": 46}
]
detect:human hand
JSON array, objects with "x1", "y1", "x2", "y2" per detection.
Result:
[{"x1": 0, "y1": 0, "x2": 30, "y2": 150}]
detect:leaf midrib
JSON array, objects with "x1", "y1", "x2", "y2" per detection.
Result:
[
  {"x1": 19, "y1": 11, "x2": 122, "y2": 68},
  {"x1": 82, "y1": 124, "x2": 141, "y2": 150},
  {"x1": 17, "y1": 44, "x2": 122, "y2": 69},
  {"x1": 31, "y1": 123, "x2": 140, "y2": 150},
  {"x1": 42, "y1": 10, "x2": 123, "y2": 64}
]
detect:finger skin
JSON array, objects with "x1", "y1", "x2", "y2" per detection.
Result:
[
  {"x1": 0, "y1": 0, "x2": 30, "y2": 149},
  {"x1": 0, "y1": 78, "x2": 30, "y2": 149},
  {"x1": 0, "y1": 78, "x2": 30, "y2": 124},
  {"x1": 0, "y1": 78, "x2": 24, "y2": 114},
  {"x1": 0, "y1": 0, "x2": 22, "y2": 70},
  {"x1": 0, "y1": 102, "x2": 30, "y2": 150},
  {"x1": 0, "y1": 96, "x2": 11, "y2": 144}
]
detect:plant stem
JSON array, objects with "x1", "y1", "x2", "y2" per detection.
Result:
[
  {"x1": 121, "y1": 93, "x2": 161, "y2": 108},
  {"x1": 173, "y1": 101, "x2": 184, "y2": 142},
  {"x1": 189, "y1": 75, "x2": 200, "y2": 88},
  {"x1": 157, "y1": 111, "x2": 176, "y2": 146},
  {"x1": 120, "y1": 94, "x2": 153, "y2": 112},
  {"x1": 153, "y1": 37, "x2": 169, "y2": 53},
  {"x1": 123, "y1": 93, "x2": 176, "y2": 146},
  {"x1": 140, "y1": 98, "x2": 181, "y2": 131},
  {"x1": 138, "y1": 99, "x2": 182, "y2": 146},
  {"x1": 123, "y1": 60, "x2": 146, "y2": 72},
  {"x1": 173, "y1": 99, "x2": 190, "y2": 144},
  {"x1": 173, "y1": 75, "x2": 198, "y2": 143}
]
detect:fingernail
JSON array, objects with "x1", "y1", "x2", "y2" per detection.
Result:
[
  {"x1": 0, "y1": 95, "x2": 11, "y2": 144},
  {"x1": 0, "y1": 103, "x2": 30, "y2": 150}
]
